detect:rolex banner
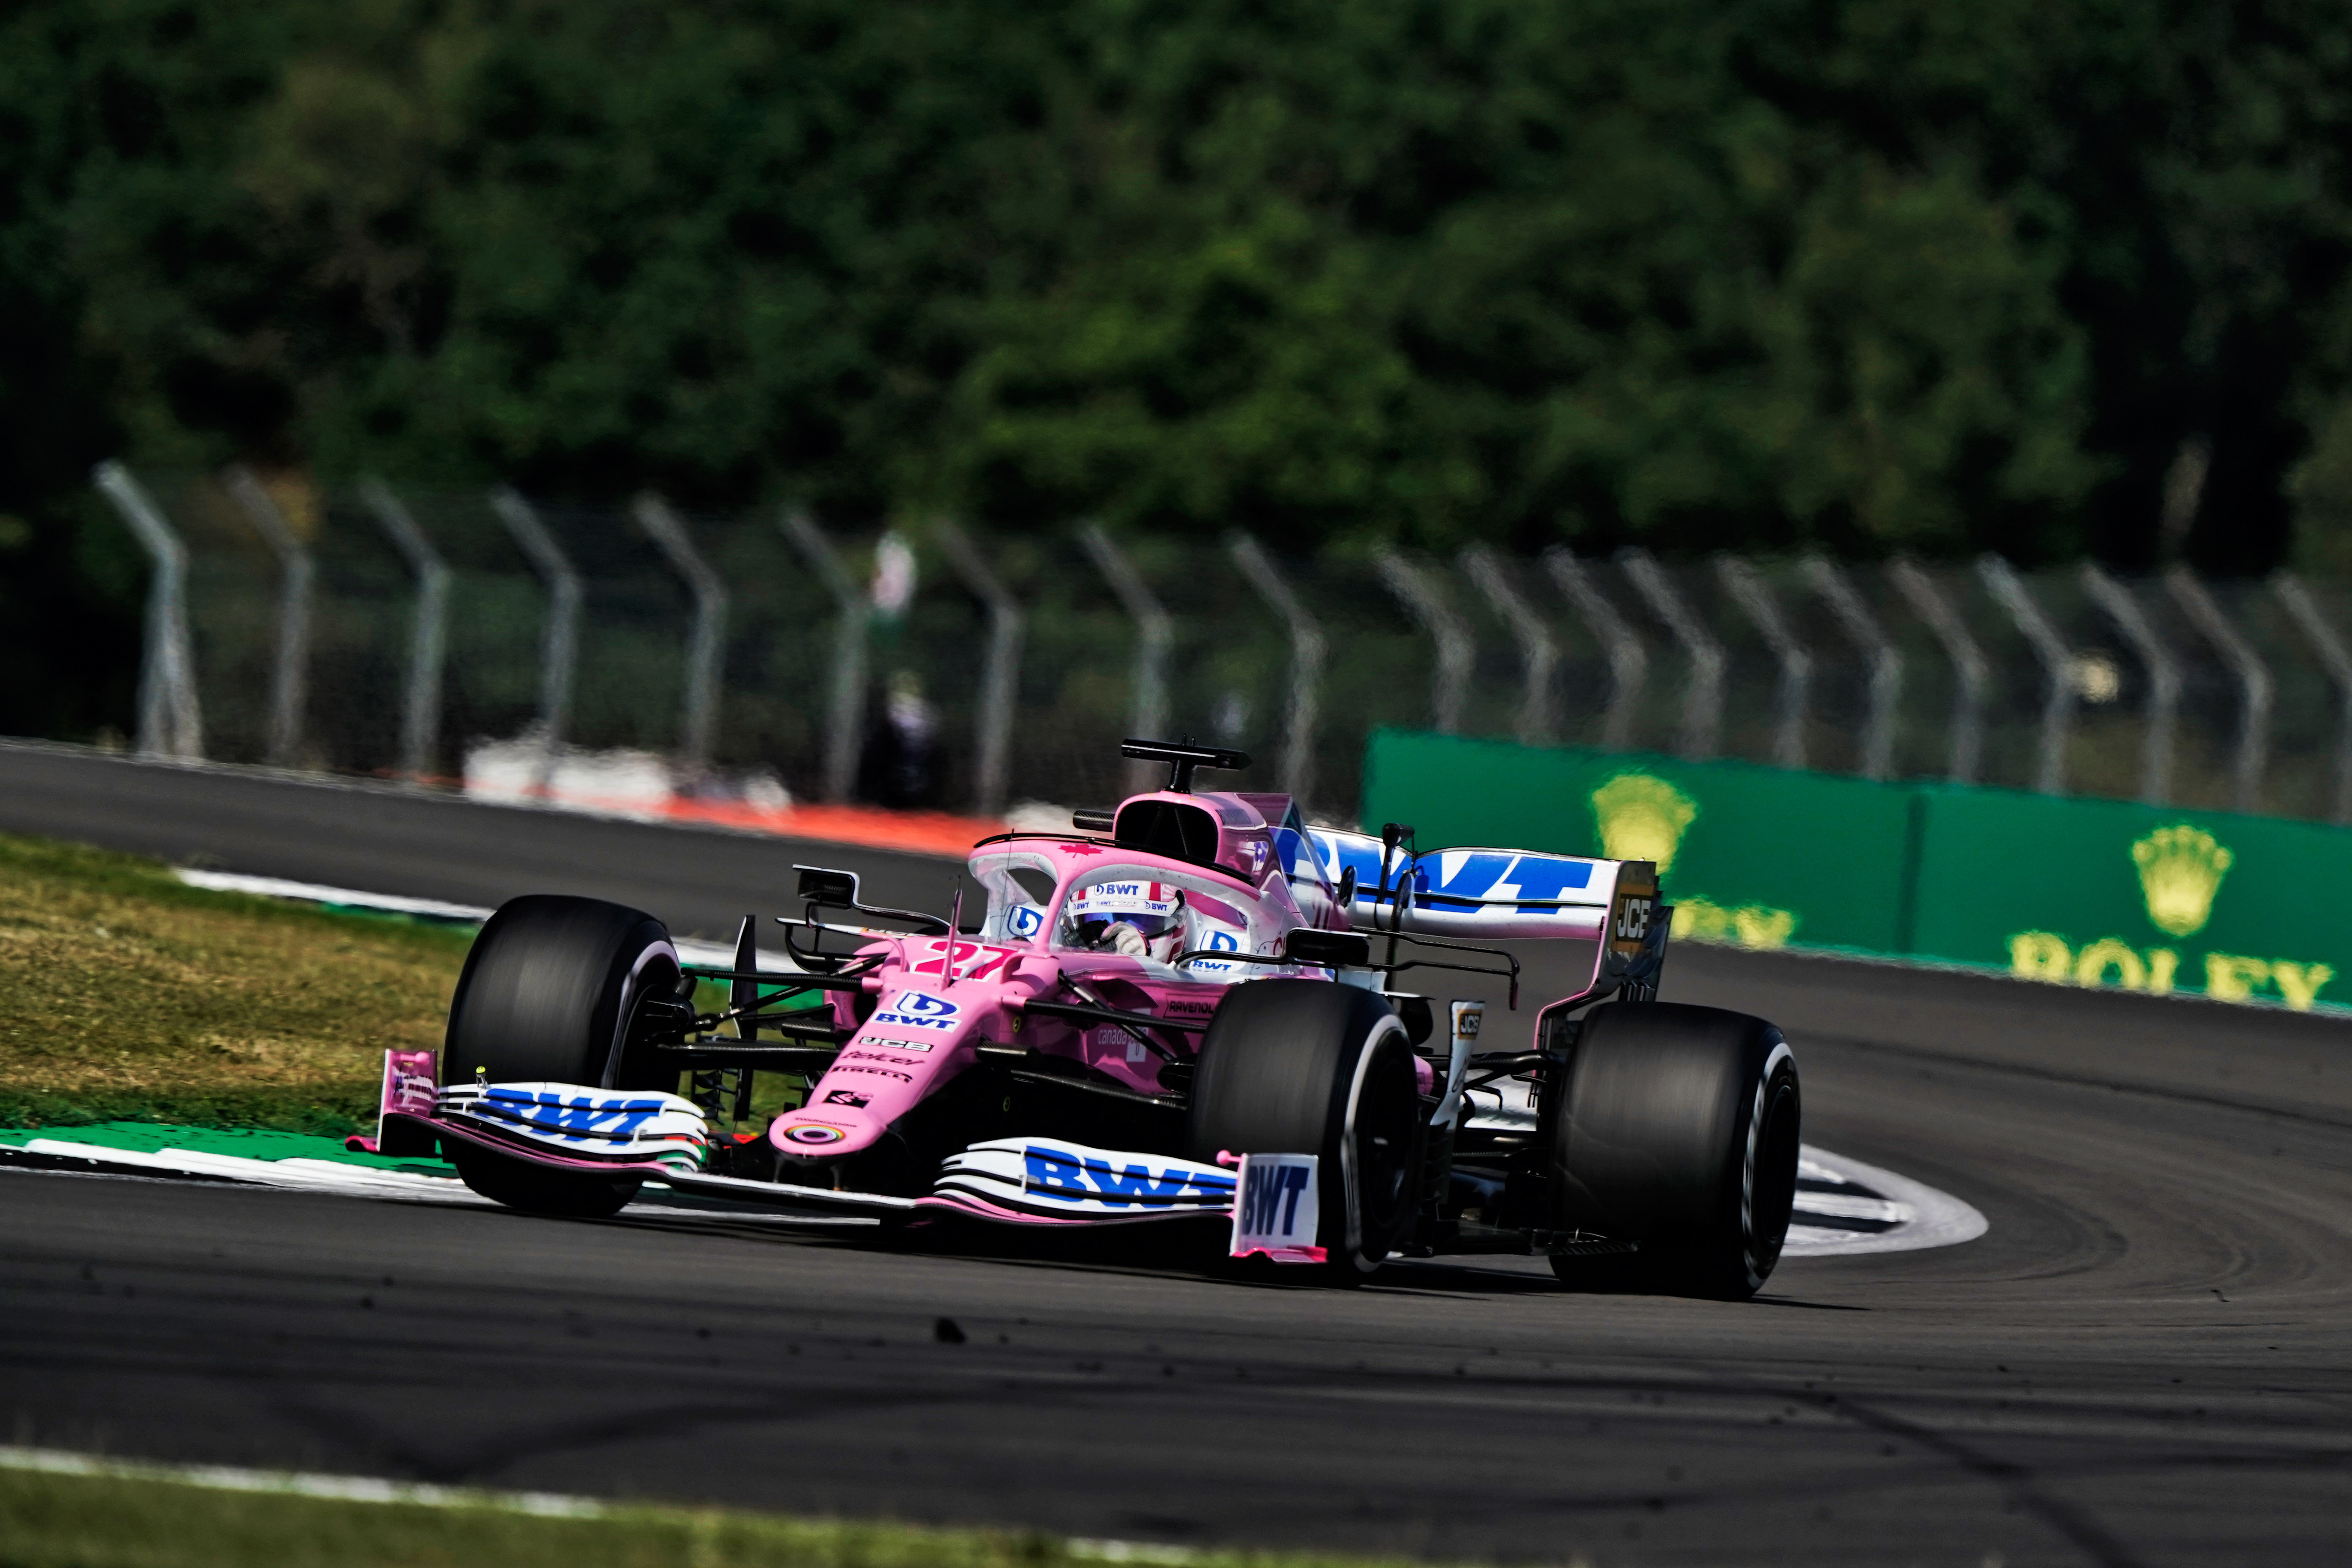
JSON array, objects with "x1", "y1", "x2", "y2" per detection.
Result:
[
  {"x1": 1363, "y1": 730, "x2": 2344, "y2": 1013},
  {"x1": 1908, "y1": 791, "x2": 2339, "y2": 1010}
]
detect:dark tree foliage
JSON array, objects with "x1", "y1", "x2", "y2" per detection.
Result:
[{"x1": 7, "y1": 0, "x2": 2352, "y2": 738}]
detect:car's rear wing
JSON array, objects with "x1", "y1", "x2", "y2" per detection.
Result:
[
  {"x1": 1307, "y1": 829, "x2": 1618, "y2": 938},
  {"x1": 1307, "y1": 828, "x2": 1669, "y2": 1006}
]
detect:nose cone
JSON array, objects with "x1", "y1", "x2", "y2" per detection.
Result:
[{"x1": 769, "y1": 1105, "x2": 882, "y2": 1157}]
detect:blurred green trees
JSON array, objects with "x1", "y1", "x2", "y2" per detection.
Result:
[{"x1": 9, "y1": 0, "x2": 2352, "y2": 729}]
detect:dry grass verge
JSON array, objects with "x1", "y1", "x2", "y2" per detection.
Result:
[{"x1": 0, "y1": 833, "x2": 470, "y2": 1132}]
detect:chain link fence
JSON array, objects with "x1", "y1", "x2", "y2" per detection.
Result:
[{"x1": 92, "y1": 464, "x2": 2352, "y2": 829}]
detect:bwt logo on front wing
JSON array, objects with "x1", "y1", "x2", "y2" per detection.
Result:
[
  {"x1": 1240, "y1": 1161, "x2": 1312, "y2": 1238},
  {"x1": 1022, "y1": 1146, "x2": 1228, "y2": 1207},
  {"x1": 871, "y1": 991, "x2": 961, "y2": 1031}
]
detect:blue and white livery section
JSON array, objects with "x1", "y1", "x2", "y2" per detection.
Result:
[
  {"x1": 436, "y1": 1083, "x2": 710, "y2": 1172},
  {"x1": 933, "y1": 1138, "x2": 1237, "y2": 1220},
  {"x1": 1307, "y1": 829, "x2": 1617, "y2": 940}
]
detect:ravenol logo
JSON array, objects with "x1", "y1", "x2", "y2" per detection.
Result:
[
  {"x1": 2132, "y1": 824, "x2": 2232, "y2": 938},
  {"x1": 1591, "y1": 772, "x2": 1697, "y2": 874},
  {"x1": 1022, "y1": 1145, "x2": 1228, "y2": 1206},
  {"x1": 1007, "y1": 904, "x2": 1044, "y2": 938},
  {"x1": 872, "y1": 990, "x2": 961, "y2": 1031}
]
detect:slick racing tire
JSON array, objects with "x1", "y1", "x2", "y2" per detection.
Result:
[
  {"x1": 1187, "y1": 980, "x2": 1425, "y2": 1283},
  {"x1": 447, "y1": 1138, "x2": 643, "y2": 1220},
  {"x1": 442, "y1": 895, "x2": 681, "y2": 1217},
  {"x1": 444, "y1": 895, "x2": 682, "y2": 1091},
  {"x1": 1546, "y1": 1001, "x2": 1800, "y2": 1301}
]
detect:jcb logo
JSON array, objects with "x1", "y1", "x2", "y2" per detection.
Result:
[{"x1": 1614, "y1": 896, "x2": 1654, "y2": 943}]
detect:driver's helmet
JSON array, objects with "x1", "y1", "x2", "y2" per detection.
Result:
[{"x1": 1067, "y1": 879, "x2": 1185, "y2": 947}]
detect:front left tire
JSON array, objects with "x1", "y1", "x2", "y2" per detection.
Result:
[{"x1": 440, "y1": 894, "x2": 682, "y2": 1216}]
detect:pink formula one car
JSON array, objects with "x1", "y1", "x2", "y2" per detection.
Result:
[{"x1": 393, "y1": 741, "x2": 1801, "y2": 1295}]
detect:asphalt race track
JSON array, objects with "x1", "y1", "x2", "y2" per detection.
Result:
[{"x1": 3, "y1": 741, "x2": 2350, "y2": 1565}]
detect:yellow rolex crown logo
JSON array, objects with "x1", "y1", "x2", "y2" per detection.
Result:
[
  {"x1": 1591, "y1": 772, "x2": 1699, "y2": 875},
  {"x1": 2131, "y1": 824, "x2": 2232, "y2": 939}
]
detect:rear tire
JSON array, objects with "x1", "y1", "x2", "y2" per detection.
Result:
[
  {"x1": 1187, "y1": 980, "x2": 1425, "y2": 1283},
  {"x1": 1546, "y1": 1001, "x2": 1800, "y2": 1300},
  {"x1": 441, "y1": 895, "x2": 682, "y2": 1215}
]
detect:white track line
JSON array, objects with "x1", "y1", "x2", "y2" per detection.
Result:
[
  {"x1": 167, "y1": 868, "x2": 786, "y2": 971},
  {"x1": 0, "y1": 1441, "x2": 1183, "y2": 1560},
  {"x1": 8, "y1": 1135, "x2": 1982, "y2": 1256},
  {"x1": 0, "y1": 1444, "x2": 603, "y2": 1516}
]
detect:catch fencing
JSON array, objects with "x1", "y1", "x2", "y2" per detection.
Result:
[{"x1": 92, "y1": 462, "x2": 2352, "y2": 829}]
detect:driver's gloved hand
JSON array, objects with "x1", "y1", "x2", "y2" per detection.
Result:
[{"x1": 1106, "y1": 922, "x2": 1149, "y2": 958}]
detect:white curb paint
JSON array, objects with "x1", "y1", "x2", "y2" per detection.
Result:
[{"x1": 1783, "y1": 1147, "x2": 1988, "y2": 1258}]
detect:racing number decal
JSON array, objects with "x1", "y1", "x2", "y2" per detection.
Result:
[{"x1": 912, "y1": 940, "x2": 1019, "y2": 982}]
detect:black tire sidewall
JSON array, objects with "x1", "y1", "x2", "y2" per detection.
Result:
[
  {"x1": 443, "y1": 895, "x2": 680, "y2": 1090},
  {"x1": 1549, "y1": 1001, "x2": 1800, "y2": 1298},
  {"x1": 1187, "y1": 980, "x2": 1423, "y2": 1276}
]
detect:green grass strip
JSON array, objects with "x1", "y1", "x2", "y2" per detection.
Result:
[
  {"x1": 0, "y1": 1120, "x2": 449, "y2": 1174},
  {"x1": 0, "y1": 1448, "x2": 1449, "y2": 1568}
]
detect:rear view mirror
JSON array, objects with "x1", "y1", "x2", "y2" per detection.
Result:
[
  {"x1": 795, "y1": 866, "x2": 861, "y2": 909},
  {"x1": 1284, "y1": 929, "x2": 1371, "y2": 969}
]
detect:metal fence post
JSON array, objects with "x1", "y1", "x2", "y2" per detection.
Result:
[
  {"x1": 1376, "y1": 551, "x2": 1474, "y2": 735},
  {"x1": 359, "y1": 478, "x2": 449, "y2": 783},
  {"x1": 1543, "y1": 550, "x2": 1647, "y2": 751},
  {"x1": 1801, "y1": 557, "x2": 1902, "y2": 781},
  {"x1": 91, "y1": 461, "x2": 202, "y2": 759},
  {"x1": 2271, "y1": 572, "x2": 2352, "y2": 824},
  {"x1": 1977, "y1": 555, "x2": 2073, "y2": 795},
  {"x1": 778, "y1": 508, "x2": 866, "y2": 805},
  {"x1": 1079, "y1": 524, "x2": 1172, "y2": 798},
  {"x1": 1716, "y1": 556, "x2": 1810, "y2": 768},
  {"x1": 934, "y1": 520, "x2": 1023, "y2": 818},
  {"x1": 631, "y1": 493, "x2": 729, "y2": 779},
  {"x1": 490, "y1": 487, "x2": 581, "y2": 792},
  {"x1": 1229, "y1": 533, "x2": 1324, "y2": 804},
  {"x1": 2167, "y1": 566, "x2": 2272, "y2": 813},
  {"x1": 1886, "y1": 558, "x2": 1987, "y2": 784},
  {"x1": 1461, "y1": 545, "x2": 1559, "y2": 745},
  {"x1": 1619, "y1": 549, "x2": 1724, "y2": 760},
  {"x1": 223, "y1": 466, "x2": 314, "y2": 768},
  {"x1": 2078, "y1": 564, "x2": 2180, "y2": 806}
]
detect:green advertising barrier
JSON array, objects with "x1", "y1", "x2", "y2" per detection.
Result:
[
  {"x1": 1361, "y1": 728, "x2": 2347, "y2": 1013},
  {"x1": 1359, "y1": 731, "x2": 1919, "y2": 954},
  {"x1": 1909, "y1": 791, "x2": 2342, "y2": 1011}
]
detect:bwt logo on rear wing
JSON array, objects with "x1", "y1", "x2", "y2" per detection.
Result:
[{"x1": 1307, "y1": 829, "x2": 1621, "y2": 941}]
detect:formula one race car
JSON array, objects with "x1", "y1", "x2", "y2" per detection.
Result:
[{"x1": 387, "y1": 740, "x2": 1801, "y2": 1296}]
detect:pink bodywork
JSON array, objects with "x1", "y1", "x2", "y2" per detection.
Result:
[{"x1": 766, "y1": 790, "x2": 1343, "y2": 1165}]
